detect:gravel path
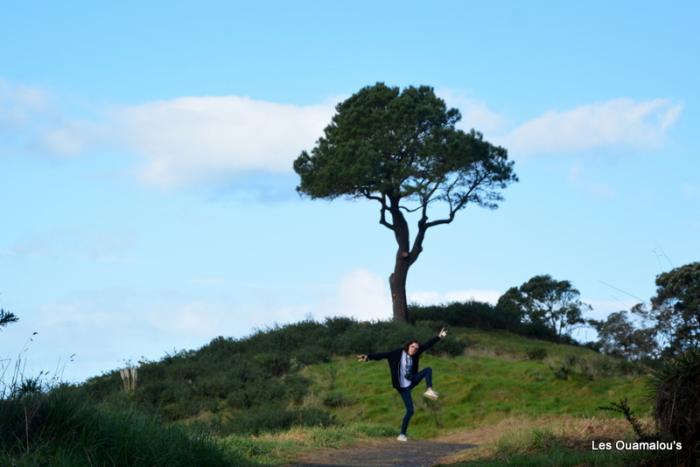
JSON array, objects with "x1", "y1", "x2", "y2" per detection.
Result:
[{"x1": 289, "y1": 439, "x2": 476, "y2": 467}]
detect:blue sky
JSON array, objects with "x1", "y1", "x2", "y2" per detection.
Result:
[{"x1": 1, "y1": 1, "x2": 698, "y2": 382}]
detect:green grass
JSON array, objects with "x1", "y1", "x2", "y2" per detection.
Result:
[
  {"x1": 301, "y1": 328, "x2": 651, "y2": 439},
  {"x1": 219, "y1": 423, "x2": 396, "y2": 465},
  {"x1": 440, "y1": 426, "x2": 653, "y2": 466},
  {"x1": 4, "y1": 324, "x2": 651, "y2": 466},
  {"x1": 0, "y1": 387, "x2": 250, "y2": 466}
]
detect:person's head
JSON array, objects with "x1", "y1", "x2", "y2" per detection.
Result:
[{"x1": 404, "y1": 340, "x2": 420, "y2": 356}]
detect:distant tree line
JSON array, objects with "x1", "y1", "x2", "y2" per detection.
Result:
[
  {"x1": 410, "y1": 274, "x2": 590, "y2": 346},
  {"x1": 591, "y1": 261, "x2": 700, "y2": 360},
  {"x1": 411, "y1": 261, "x2": 700, "y2": 362}
]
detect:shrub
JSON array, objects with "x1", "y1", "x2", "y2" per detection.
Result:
[
  {"x1": 80, "y1": 315, "x2": 466, "y2": 433},
  {"x1": 652, "y1": 348, "x2": 700, "y2": 466},
  {"x1": 432, "y1": 336, "x2": 466, "y2": 356},
  {"x1": 526, "y1": 347, "x2": 548, "y2": 360},
  {"x1": 0, "y1": 387, "x2": 244, "y2": 466},
  {"x1": 323, "y1": 391, "x2": 354, "y2": 408}
]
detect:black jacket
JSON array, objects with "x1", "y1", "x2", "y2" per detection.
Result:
[{"x1": 368, "y1": 336, "x2": 440, "y2": 389}]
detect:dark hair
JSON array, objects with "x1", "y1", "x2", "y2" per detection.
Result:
[{"x1": 403, "y1": 340, "x2": 420, "y2": 352}]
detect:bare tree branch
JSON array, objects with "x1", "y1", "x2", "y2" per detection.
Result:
[{"x1": 425, "y1": 171, "x2": 489, "y2": 228}]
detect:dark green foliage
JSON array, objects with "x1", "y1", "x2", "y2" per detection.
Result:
[
  {"x1": 0, "y1": 308, "x2": 18, "y2": 329},
  {"x1": 411, "y1": 300, "x2": 575, "y2": 344},
  {"x1": 526, "y1": 347, "x2": 548, "y2": 360},
  {"x1": 497, "y1": 275, "x2": 590, "y2": 339},
  {"x1": 590, "y1": 310, "x2": 658, "y2": 361},
  {"x1": 432, "y1": 334, "x2": 466, "y2": 356},
  {"x1": 411, "y1": 300, "x2": 517, "y2": 329},
  {"x1": 82, "y1": 317, "x2": 460, "y2": 435},
  {"x1": 294, "y1": 83, "x2": 516, "y2": 206},
  {"x1": 595, "y1": 350, "x2": 700, "y2": 465},
  {"x1": 0, "y1": 386, "x2": 245, "y2": 466},
  {"x1": 652, "y1": 348, "x2": 700, "y2": 466},
  {"x1": 550, "y1": 355, "x2": 594, "y2": 381},
  {"x1": 649, "y1": 261, "x2": 700, "y2": 357}
]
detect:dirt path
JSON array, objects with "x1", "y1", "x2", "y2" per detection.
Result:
[{"x1": 289, "y1": 439, "x2": 476, "y2": 467}]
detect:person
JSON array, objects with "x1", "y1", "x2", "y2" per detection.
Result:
[{"x1": 357, "y1": 327, "x2": 447, "y2": 442}]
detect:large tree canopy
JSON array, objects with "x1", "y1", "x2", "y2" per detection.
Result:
[
  {"x1": 497, "y1": 275, "x2": 590, "y2": 338},
  {"x1": 295, "y1": 83, "x2": 515, "y2": 209},
  {"x1": 294, "y1": 83, "x2": 517, "y2": 322}
]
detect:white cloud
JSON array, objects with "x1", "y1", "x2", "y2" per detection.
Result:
[
  {"x1": 113, "y1": 96, "x2": 336, "y2": 187},
  {"x1": 2, "y1": 78, "x2": 684, "y2": 189},
  {"x1": 40, "y1": 123, "x2": 90, "y2": 156},
  {"x1": 503, "y1": 98, "x2": 683, "y2": 156},
  {"x1": 317, "y1": 269, "x2": 503, "y2": 321},
  {"x1": 438, "y1": 88, "x2": 507, "y2": 137},
  {"x1": 408, "y1": 289, "x2": 502, "y2": 306},
  {"x1": 0, "y1": 78, "x2": 49, "y2": 128},
  {"x1": 318, "y1": 268, "x2": 392, "y2": 321}
]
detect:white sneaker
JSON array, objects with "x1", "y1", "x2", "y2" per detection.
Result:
[
  {"x1": 397, "y1": 434, "x2": 408, "y2": 442},
  {"x1": 423, "y1": 388, "x2": 439, "y2": 400}
]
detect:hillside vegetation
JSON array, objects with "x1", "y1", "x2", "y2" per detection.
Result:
[
  {"x1": 3, "y1": 307, "x2": 656, "y2": 465},
  {"x1": 302, "y1": 327, "x2": 650, "y2": 439}
]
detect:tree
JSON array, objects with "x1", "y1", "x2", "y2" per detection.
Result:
[
  {"x1": 648, "y1": 261, "x2": 700, "y2": 357},
  {"x1": 590, "y1": 310, "x2": 658, "y2": 360},
  {"x1": 0, "y1": 308, "x2": 18, "y2": 330},
  {"x1": 294, "y1": 83, "x2": 517, "y2": 322},
  {"x1": 497, "y1": 275, "x2": 589, "y2": 338}
]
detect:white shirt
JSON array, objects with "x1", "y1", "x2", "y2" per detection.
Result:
[{"x1": 399, "y1": 351, "x2": 413, "y2": 388}]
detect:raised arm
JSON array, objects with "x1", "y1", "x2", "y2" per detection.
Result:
[{"x1": 418, "y1": 327, "x2": 448, "y2": 355}]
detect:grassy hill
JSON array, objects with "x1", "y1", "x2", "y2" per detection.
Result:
[
  {"x1": 2, "y1": 317, "x2": 654, "y2": 465},
  {"x1": 218, "y1": 326, "x2": 652, "y2": 465},
  {"x1": 301, "y1": 328, "x2": 650, "y2": 439}
]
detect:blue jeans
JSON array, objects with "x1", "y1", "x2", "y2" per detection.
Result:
[{"x1": 397, "y1": 367, "x2": 433, "y2": 435}]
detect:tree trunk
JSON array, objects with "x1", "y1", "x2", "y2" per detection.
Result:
[
  {"x1": 385, "y1": 196, "x2": 426, "y2": 323},
  {"x1": 389, "y1": 251, "x2": 410, "y2": 322}
]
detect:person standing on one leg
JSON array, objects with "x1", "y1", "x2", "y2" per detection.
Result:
[{"x1": 357, "y1": 327, "x2": 448, "y2": 442}]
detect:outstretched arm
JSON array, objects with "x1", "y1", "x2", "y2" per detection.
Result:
[
  {"x1": 357, "y1": 349, "x2": 395, "y2": 362},
  {"x1": 418, "y1": 327, "x2": 448, "y2": 354}
]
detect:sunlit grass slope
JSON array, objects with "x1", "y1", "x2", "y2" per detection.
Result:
[{"x1": 301, "y1": 328, "x2": 651, "y2": 439}]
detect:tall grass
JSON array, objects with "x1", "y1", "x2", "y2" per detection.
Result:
[
  {"x1": 0, "y1": 334, "x2": 248, "y2": 466},
  {"x1": 0, "y1": 386, "x2": 249, "y2": 466}
]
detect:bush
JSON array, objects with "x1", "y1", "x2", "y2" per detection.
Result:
[
  {"x1": 323, "y1": 391, "x2": 354, "y2": 408},
  {"x1": 652, "y1": 348, "x2": 700, "y2": 466},
  {"x1": 80, "y1": 315, "x2": 463, "y2": 433},
  {"x1": 526, "y1": 347, "x2": 548, "y2": 360},
  {"x1": 0, "y1": 387, "x2": 244, "y2": 466},
  {"x1": 432, "y1": 336, "x2": 466, "y2": 356}
]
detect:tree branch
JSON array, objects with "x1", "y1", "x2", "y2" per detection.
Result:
[
  {"x1": 424, "y1": 171, "x2": 489, "y2": 229},
  {"x1": 377, "y1": 193, "x2": 394, "y2": 231},
  {"x1": 398, "y1": 204, "x2": 423, "y2": 213},
  {"x1": 360, "y1": 189, "x2": 384, "y2": 203}
]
